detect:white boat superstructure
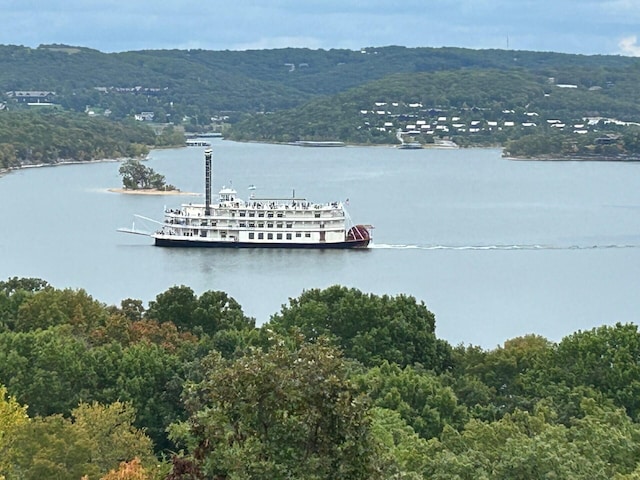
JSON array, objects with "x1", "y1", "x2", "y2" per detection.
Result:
[{"x1": 122, "y1": 148, "x2": 372, "y2": 249}]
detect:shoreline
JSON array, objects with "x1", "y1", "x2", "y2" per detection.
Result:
[
  {"x1": 108, "y1": 188, "x2": 201, "y2": 196},
  {"x1": 505, "y1": 154, "x2": 640, "y2": 162},
  {"x1": 0, "y1": 157, "x2": 135, "y2": 178}
]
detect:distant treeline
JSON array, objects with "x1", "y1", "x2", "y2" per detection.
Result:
[
  {"x1": 227, "y1": 67, "x2": 640, "y2": 157},
  {"x1": 0, "y1": 111, "x2": 184, "y2": 169},
  {"x1": 2, "y1": 277, "x2": 640, "y2": 478},
  {"x1": 1, "y1": 44, "x2": 637, "y2": 118},
  {"x1": 4, "y1": 44, "x2": 640, "y2": 162}
]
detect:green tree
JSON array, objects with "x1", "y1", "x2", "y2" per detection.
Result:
[
  {"x1": 7, "y1": 414, "x2": 98, "y2": 480},
  {"x1": 423, "y1": 401, "x2": 640, "y2": 479},
  {"x1": 70, "y1": 401, "x2": 156, "y2": 474},
  {"x1": 191, "y1": 290, "x2": 255, "y2": 334},
  {"x1": 145, "y1": 286, "x2": 197, "y2": 329},
  {"x1": 118, "y1": 298, "x2": 145, "y2": 322},
  {"x1": 0, "y1": 327, "x2": 96, "y2": 416},
  {"x1": 543, "y1": 323, "x2": 640, "y2": 418},
  {"x1": 118, "y1": 159, "x2": 174, "y2": 191},
  {"x1": 14, "y1": 287, "x2": 108, "y2": 333},
  {"x1": 119, "y1": 159, "x2": 151, "y2": 189},
  {"x1": 168, "y1": 336, "x2": 382, "y2": 479},
  {"x1": 369, "y1": 407, "x2": 431, "y2": 479},
  {"x1": 0, "y1": 277, "x2": 49, "y2": 331},
  {"x1": 451, "y1": 334, "x2": 554, "y2": 416},
  {"x1": 108, "y1": 342, "x2": 187, "y2": 451},
  {"x1": 267, "y1": 285, "x2": 451, "y2": 370},
  {"x1": 0, "y1": 384, "x2": 29, "y2": 478},
  {"x1": 4, "y1": 402, "x2": 157, "y2": 480},
  {"x1": 0, "y1": 277, "x2": 49, "y2": 295},
  {"x1": 146, "y1": 286, "x2": 254, "y2": 340},
  {"x1": 356, "y1": 361, "x2": 468, "y2": 439},
  {"x1": 0, "y1": 111, "x2": 154, "y2": 166}
]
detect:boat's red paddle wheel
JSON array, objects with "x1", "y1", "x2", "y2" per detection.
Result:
[{"x1": 346, "y1": 225, "x2": 372, "y2": 246}]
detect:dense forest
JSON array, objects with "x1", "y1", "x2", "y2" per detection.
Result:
[
  {"x1": 4, "y1": 44, "x2": 640, "y2": 159},
  {"x1": 4, "y1": 44, "x2": 630, "y2": 116},
  {"x1": 0, "y1": 111, "x2": 184, "y2": 170},
  {"x1": 226, "y1": 67, "x2": 640, "y2": 157},
  {"x1": 2, "y1": 277, "x2": 640, "y2": 479},
  {"x1": 1, "y1": 44, "x2": 636, "y2": 118}
]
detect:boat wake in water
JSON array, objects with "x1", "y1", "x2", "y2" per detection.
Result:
[{"x1": 371, "y1": 243, "x2": 640, "y2": 251}]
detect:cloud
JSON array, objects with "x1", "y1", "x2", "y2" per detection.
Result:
[
  {"x1": 618, "y1": 35, "x2": 640, "y2": 56},
  {"x1": 0, "y1": 0, "x2": 638, "y2": 55}
]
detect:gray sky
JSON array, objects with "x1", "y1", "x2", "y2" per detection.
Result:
[{"x1": 3, "y1": 0, "x2": 640, "y2": 55}]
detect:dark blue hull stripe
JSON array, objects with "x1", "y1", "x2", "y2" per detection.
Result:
[{"x1": 154, "y1": 237, "x2": 370, "y2": 249}]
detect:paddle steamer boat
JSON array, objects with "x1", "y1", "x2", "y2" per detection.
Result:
[{"x1": 121, "y1": 148, "x2": 372, "y2": 249}]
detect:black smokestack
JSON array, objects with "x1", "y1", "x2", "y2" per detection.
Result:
[{"x1": 204, "y1": 148, "x2": 212, "y2": 216}]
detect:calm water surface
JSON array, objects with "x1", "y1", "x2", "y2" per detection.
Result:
[{"x1": 1, "y1": 139, "x2": 639, "y2": 348}]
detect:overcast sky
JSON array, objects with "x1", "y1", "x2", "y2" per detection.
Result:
[{"x1": 3, "y1": 0, "x2": 640, "y2": 56}]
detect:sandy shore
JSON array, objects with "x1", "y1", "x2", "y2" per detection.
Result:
[
  {"x1": 108, "y1": 188, "x2": 201, "y2": 196},
  {"x1": 0, "y1": 157, "x2": 128, "y2": 178}
]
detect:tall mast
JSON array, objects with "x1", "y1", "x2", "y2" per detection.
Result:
[{"x1": 204, "y1": 148, "x2": 212, "y2": 216}]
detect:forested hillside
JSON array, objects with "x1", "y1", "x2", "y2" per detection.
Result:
[
  {"x1": 2, "y1": 44, "x2": 624, "y2": 116},
  {"x1": 0, "y1": 44, "x2": 638, "y2": 121},
  {"x1": 228, "y1": 65, "x2": 640, "y2": 157},
  {"x1": 0, "y1": 111, "x2": 184, "y2": 169},
  {"x1": 3, "y1": 44, "x2": 640, "y2": 158},
  {"x1": 3, "y1": 277, "x2": 640, "y2": 478}
]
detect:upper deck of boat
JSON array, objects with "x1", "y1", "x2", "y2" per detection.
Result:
[{"x1": 166, "y1": 198, "x2": 346, "y2": 218}]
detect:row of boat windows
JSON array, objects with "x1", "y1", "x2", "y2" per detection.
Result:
[
  {"x1": 239, "y1": 221, "x2": 331, "y2": 229},
  {"x1": 176, "y1": 210, "x2": 328, "y2": 220},
  {"x1": 195, "y1": 220, "x2": 335, "y2": 228},
  {"x1": 167, "y1": 229, "x2": 317, "y2": 240},
  {"x1": 243, "y1": 222, "x2": 292, "y2": 228},
  {"x1": 246, "y1": 232, "x2": 311, "y2": 240},
  {"x1": 237, "y1": 211, "x2": 323, "y2": 219}
]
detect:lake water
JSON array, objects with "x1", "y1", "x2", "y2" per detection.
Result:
[{"x1": 1, "y1": 139, "x2": 639, "y2": 348}]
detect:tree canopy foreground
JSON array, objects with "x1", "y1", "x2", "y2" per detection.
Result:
[{"x1": 1, "y1": 276, "x2": 640, "y2": 479}]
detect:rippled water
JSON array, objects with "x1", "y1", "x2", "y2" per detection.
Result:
[{"x1": 1, "y1": 139, "x2": 639, "y2": 348}]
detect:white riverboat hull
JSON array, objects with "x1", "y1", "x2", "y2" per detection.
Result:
[{"x1": 119, "y1": 148, "x2": 372, "y2": 249}]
